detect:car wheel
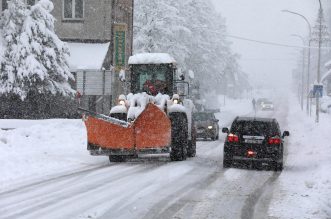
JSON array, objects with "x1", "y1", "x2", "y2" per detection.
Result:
[
  {"x1": 275, "y1": 161, "x2": 283, "y2": 171},
  {"x1": 223, "y1": 153, "x2": 232, "y2": 168},
  {"x1": 223, "y1": 159, "x2": 232, "y2": 168}
]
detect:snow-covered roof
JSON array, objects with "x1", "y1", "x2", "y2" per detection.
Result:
[
  {"x1": 67, "y1": 42, "x2": 110, "y2": 71},
  {"x1": 128, "y1": 53, "x2": 176, "y2": 65}
]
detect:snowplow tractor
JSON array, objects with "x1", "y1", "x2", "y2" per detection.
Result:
[{"x1": 81, "y1": 53, "x2": 196, "y2": 162}]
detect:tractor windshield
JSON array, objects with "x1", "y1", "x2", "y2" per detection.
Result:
[{"x1": 131, "y1": 64, "x2": 174, "y2": 96}]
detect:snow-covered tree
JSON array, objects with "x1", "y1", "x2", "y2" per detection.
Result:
[
  {"x1": 0, "y1": 0, "x2": 74, "y2": 100},
  {"x1": 133, "y1": 0, "x2": 248, "y2": 97}
]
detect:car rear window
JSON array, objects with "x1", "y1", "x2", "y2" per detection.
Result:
[
  {"x1": 193, "y1": 113, "x2": 214, "y2": 121},
  {"x1": 231, "y1": 121, "x2": 277, "y2": 136}
]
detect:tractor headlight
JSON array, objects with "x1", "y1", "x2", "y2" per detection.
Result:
[
  {"x1": 208, "y1": 125, "x2": 213, "y2": 129},
  {"x1": 119, "y1": 100, "x2": 125, "y2": 106},
  {"x1": 173, "y1": 99, "x2": 179, "y2": 104}
]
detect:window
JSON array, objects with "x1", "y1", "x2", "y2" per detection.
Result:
[
  {"x1": 231, "y1": 121, "x2": 271, "y2": 136},
  {"x1": 63, "y1": 0, "x2": 84, "y2": 20},
  {"x1": 131, "y1": 65, "x2": 172, "y2": 95}
]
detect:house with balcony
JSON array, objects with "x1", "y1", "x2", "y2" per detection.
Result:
[{"x1": 1, "y1": 0, "x2": 134, "y2": 114}]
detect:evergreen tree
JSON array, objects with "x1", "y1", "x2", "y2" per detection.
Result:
[
  {"x1": 0, "y1": 0, "x2": 28, "y2": 97},
  {"x1": 0, "y1": 0, "x2": 74, "y2": 100}
]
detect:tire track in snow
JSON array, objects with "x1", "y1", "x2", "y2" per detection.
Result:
[
  {"x1": 142, "y1": 140, "x2": 224, "y2": 219},
  {"x1": 0, "y1": 163, "x2": 111, "y2": 197},
  {"x1": 241, "y1": 98, "x2": 290, "y2": 219},
  {"x1": 241, "y1": 172, "x2": 281, "y2": 219},
  {"x1": 144, "y1": 167, "x2": 225, "y2": 219},
  {"x1": 0, "y1": 164, "x2": 164, "y2": 219}
]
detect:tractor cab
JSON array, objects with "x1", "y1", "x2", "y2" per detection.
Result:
[{"x1": 128, "y1": 53, "x2": 177, "y2": 96}]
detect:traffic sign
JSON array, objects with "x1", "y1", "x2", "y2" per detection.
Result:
[{"x1": 313, "y1": 85, "x2": 323, "y2": 98}]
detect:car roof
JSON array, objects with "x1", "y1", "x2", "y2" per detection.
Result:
[
  {"x1": 194, "y1": 112, "x2": 214, "y2": 115},
  {"x1": 234, "y1": 116, "x2": 276, "y2": 123}
]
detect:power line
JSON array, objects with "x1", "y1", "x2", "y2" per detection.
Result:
[{"x1": 225, "y1": 34, "x2": 330, "y2": 50}]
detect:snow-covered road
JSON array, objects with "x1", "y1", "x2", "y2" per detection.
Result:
[
  {"x1": 1, "y1": 96, "x2": 330, "y2": 219},
  {"x1": 0, "y1": 132, "x2": 280, "y2": 219},
  {"x1": 0, "y1": 98, "x2": 289, "y2": 219}
]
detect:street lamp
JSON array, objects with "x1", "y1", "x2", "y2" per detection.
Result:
[
  {"x1": 282, "y1": 10, "x2": 312, "y2": 114},
  {"x1": 291, "y1": 34, "x2": 306, "y2": 111},
  {"x1": 316, "y1": 0, "x2": 323, "y2": 123}
]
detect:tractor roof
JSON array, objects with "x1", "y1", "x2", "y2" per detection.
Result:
[{"x1": 128, "y1": 53, "x2": 176, "y2": 65}]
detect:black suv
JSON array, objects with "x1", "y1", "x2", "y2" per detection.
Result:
[
  {"x1": 193, "y1": 112, "x2": 219, "y2": 141},
  {"x1": 222, "y1": 117, "x2": 289, "y2": 171}
]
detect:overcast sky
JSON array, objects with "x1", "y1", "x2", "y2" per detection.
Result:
[{"x1": 211, "y1": 0, "x2": 323, "y2": 93}]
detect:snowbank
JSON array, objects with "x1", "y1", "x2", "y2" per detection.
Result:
[
  {"x1": 128, "y1": 53, "x2": 176, "y2": 65},
  {"x1": 269, "y1": 95, "x2": 331, "y2": 219},
  {"x1": 0, "y1": 119, "x2": 107, "y2": 190}
]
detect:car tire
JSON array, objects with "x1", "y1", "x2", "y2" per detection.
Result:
[
  {"x1": 274, "y1": 161, "x2": 283, "y2": 171},
  {"x1": 223, "y1": 152, "x2": 232, "y2": 168},
  {"x1": 223, "y1": 158, "x2": 232, "y2": 168}
]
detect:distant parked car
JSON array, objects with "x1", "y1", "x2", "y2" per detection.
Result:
[
  {"x1": 193, "y1": 112, "x2": 219, "y2": 141},
  {"x1": 222, "y1": 117, "x2": 289, "y2": 171}
]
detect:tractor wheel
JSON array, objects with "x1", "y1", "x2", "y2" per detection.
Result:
[{"x1": 169, "y1": 112, "x2": 188, "y2": 161}]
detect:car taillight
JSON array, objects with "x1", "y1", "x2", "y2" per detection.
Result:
[
  {"x1": 228, "y1": 133, "x2": 239, "y2": 142},
  {"x1": 247, "y1": 150, "x2": 255, "y2": 157},
  {"x1": 268, "y1": 137, "x2": 281, "y2": 145}
]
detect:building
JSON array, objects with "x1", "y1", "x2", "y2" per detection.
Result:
[{"x1": 1, "y1": 0, "x2": 134, "y2": 114}]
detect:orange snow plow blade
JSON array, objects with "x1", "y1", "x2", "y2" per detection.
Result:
[
  {"x1": 80, "y1": 103, "x2": 171, "y2": 152},
  {"x1": 84, "y1": 116, "x2": 134, "y2": 149},
  {"x1": 134, "y1": 103, "x2": 171, "y2": 149}
]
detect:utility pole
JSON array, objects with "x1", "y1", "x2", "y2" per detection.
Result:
[
  {"x1": 291, "y1": 34, "x2": 306, "y2": 110},
  {"x1": 313, "y1": 0, "x2": 329, "y2": 123},
  {"x1": 282, "y1": 10, "x2": 312, "y2": 114},
  {"x1": 316, "y1": 6, "x2": 322, "y2": 123}
]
